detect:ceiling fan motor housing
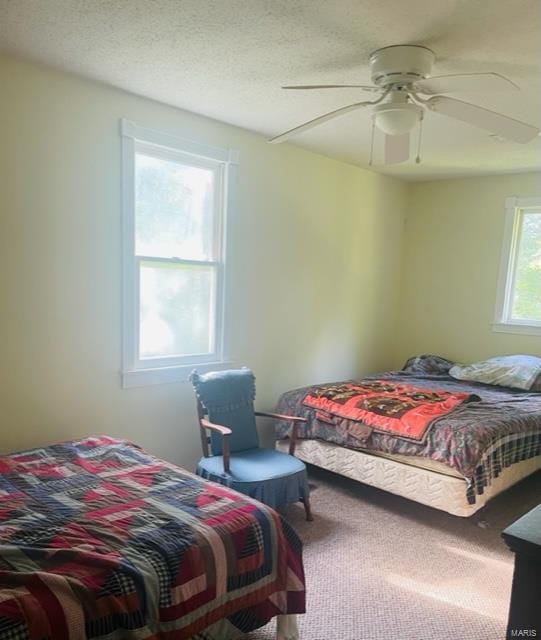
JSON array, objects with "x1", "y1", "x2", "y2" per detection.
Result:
[{"x1": 370, "y1": 45, "x2": 435, "y2": 87}]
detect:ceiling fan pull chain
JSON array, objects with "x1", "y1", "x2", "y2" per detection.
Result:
[
  {"x1": 415, "y1": 112, "x2": 424, "y2": 164},
  {"x1": 369, "y1": 120, "x2": 375, "y2": 166}
]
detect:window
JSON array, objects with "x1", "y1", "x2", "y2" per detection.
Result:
[
  {"x1": 121, "y1": 120, "x2": 238, "y2": 387},
  {"x1": 493, "y1": 196, "x2": 541, "y2": 335}
]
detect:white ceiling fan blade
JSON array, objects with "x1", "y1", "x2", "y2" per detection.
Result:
[
  {"x1": 415, "y1": 73, "x2": 519, "y2": 95},
  {"x1": 282, "y1": 84, "x2": 379, "y2": 92},
  {"x1": 268, "y1": 101, "x2": 373, "y2": 144},
  {"x1": 427, "y1": 96, "x2": 539, "y2": 143},
  {"x1": 384, "y1": 133, "x2": 410, "y2": 164}
]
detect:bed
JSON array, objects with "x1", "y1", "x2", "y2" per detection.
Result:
[
  {"x1": 274, "y1": 356, "x2": 541, "y2": 517},
  {"x1": 0, "y1": 436, "x2": 305, "y2": 639}
]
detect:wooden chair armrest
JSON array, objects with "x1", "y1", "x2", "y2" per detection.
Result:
[
  {"x1": 254, "y1": 411, "x2": 307, "y2": 423},
  {"x1": 199, "y1": 419, "x2": 231, "y2": 473},
  {"x1": 254, "y1": 412, "x2": 305, "y2": 456},
  {"x1": 200, "y1": 418, "x2": 232, "y2": 436}
]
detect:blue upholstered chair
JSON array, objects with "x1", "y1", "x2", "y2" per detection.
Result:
[{"x1": 190, "y1": 368, "x2": 312, "y2": 520}]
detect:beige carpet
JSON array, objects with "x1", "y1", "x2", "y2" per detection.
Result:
[{"x1": 247, "y1": 466, "x2": 541, "y2": 640}]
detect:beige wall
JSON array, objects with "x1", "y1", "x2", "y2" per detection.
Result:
[
  {"x1": 3, "y1": 54, "x2": 539, "y2": 467},
  {"x1": 396, "y1": 172, "x2": 541, "y2": 367},
  {"x1": 0, "y1": 55, "x2": 407, "y2": 465}
]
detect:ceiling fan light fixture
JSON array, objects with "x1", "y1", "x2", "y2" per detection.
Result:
[{"x1": 372, "y1": 102, "x2": 422, "y2": 135}]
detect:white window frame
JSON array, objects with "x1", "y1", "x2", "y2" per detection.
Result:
[
  {"x1": 492, "y1": 195, "x2": 541, "y2": 336},
  {"x1": 120, "y1": 119, "x2": 238, "y2": 388}
]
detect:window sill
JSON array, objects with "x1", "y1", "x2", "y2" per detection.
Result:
[
  {"x1": 122, "y1": 361, "x2": 235, "y2": 389},
  {"x1": 491, "y1": 322, "x2": 541, "y2": 336}
]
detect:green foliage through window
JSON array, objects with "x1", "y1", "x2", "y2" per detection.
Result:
[
  {"x1": 511, "y1": 211, "x2": 541, "y2": 322},
  {"x1": 134, "y1": 150, "x2": 220, "y2": 359}
]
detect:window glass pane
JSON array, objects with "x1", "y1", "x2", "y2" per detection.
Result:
[
  {"x1": 139, "y1": 261, "x2": 215, "y2": 359},
  {"x1": 511, "y1": 211, "x2": 541, "y2": 322},
  {"x1": 135, "y1": 152, "x2": 215, "y2": 260}
]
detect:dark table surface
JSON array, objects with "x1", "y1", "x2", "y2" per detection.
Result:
[{"x1": 502, "y1": 504, "x2": 541, "y2": 557}]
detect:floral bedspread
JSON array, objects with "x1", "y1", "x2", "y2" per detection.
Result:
[
  {"x1": 275, "y1": 371, "x2": 541, "y2": 502},
  {"x1": 0, "y1": 436, "x2": 305, "y2": 639}
]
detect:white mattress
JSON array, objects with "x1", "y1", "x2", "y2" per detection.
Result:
[{"x1": 276, "y1": 439, "x2": 541, "y2": 517}]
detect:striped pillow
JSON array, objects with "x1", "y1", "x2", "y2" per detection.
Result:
[{"x1": 531, "y1": 371, "x2": 541, "y2": 392}]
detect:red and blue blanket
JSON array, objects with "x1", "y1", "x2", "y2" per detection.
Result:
[{"x1": 0, "y1": 436, "x2": 305, "y2": 639}]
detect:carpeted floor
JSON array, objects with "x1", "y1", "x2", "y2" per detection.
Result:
[{"x1": 247, "y1": 466, "x2": 541, "y2": 640}]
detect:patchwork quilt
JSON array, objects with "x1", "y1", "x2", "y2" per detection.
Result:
[
  {"x1": 276, "y1": 371, "x2": 541, "y2": 503},
  {"x1": 0, "y1": 436, "x2": 305, "y2": 639}
]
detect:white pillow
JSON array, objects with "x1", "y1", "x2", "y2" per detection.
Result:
[{"x1": 449, "y1": 355, "x2": 541, "y2": 390}]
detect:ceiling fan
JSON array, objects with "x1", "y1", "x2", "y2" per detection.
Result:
[{"x1": 268, "y1": 45, "x2": 540, "y2": 164}]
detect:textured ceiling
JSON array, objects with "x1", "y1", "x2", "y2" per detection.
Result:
[{"x1": 1, "y1": 0, "x2": 540, "y2": 180}]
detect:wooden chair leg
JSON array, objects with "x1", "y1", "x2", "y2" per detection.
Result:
[{"x1": 301, "y1": 494, "x2": 313, "y2": 521}]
